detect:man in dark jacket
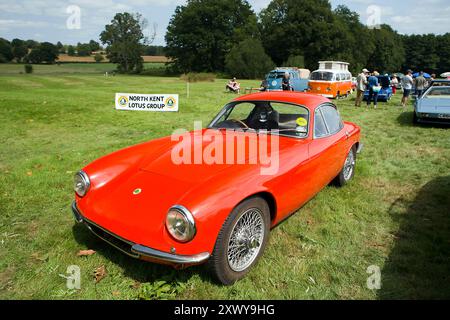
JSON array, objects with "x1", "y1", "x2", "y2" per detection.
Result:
[{"x1": 282, "y1": 72, "x2": 291, "y2": 91}]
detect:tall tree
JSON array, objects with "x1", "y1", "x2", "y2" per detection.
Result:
[
  {"x1": 89, "y1": 40, "x2": 100, "y2": 52},
  {"x1": 366, "y1": 25, "x2": 405, "y2": 73},
  {"x1": 225, "y1": 38, "x2": 275, "y2": 79},
  {"x1": 0, "y1": 38, "x2": 13, "y2": 63},
  {"x1": 67, "y1": 45, "x2": 76, "y2": 56},
  {"x1": 165, "y1": 0, "x2": 258, "y2": 73},
  {"x1": 25, "y1": 42, "x2": 58, "y2": 64},
  {"x1": 25, "y1": 39, "x2": 39, "y2": 49},
  {"x1": 11, "y1": 38, "x2": 28, "y2": 62},
  {"x1": 56, "y1": 41, "x2": 64, "y2": 53},
  {"x1": 100, "y1": 12, "x2": 148, "y2": 73},
  {"x1": 259, "y1": 0, "x2": 338, "y2": 69},
  {"x1": 332, "y1": 5, "x2": 375, "y2": 74},
  {"x1": 402, "y1": 34, "x2": 440, "y2": 73},
  {"x1": 437, "y1": 33, "x2": 450, "y2": 74},
  {"x1": 76, "y1": 42, "x2": 92, "y2": 56}
]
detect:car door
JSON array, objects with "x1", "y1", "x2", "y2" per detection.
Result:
[{"x1": 308, "y1": 104, "x2": 347, "y2": 192}]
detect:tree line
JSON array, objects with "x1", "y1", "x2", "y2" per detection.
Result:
[
  {"x1": 165, "y1": 0, "x2": 450, "y2": 78},
  {"x1": 0, "y1": 35, "x2": 164, "y2": 65}
]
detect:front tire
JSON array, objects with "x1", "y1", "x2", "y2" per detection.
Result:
[
  {"x1": 333, "y1": 147, "x2": 356, "y2": 187},
  {"x1": 208, "y1": 197, "x2": 270, "y2": 285}
]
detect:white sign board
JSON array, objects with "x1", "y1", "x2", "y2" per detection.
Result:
[{"x1": 115, "y1": 93, "x2": 179, "y2": 112}]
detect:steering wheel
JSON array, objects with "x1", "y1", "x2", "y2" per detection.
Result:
[{"x1": 230, "y1": 119, "x2": 249, "y2": 129}]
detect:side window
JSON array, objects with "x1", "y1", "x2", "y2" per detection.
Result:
[
  {"x1": 314, "y1": 109, "x2": 328, "y2": 138},
  {"x1": 321, "y1": 105, "x2": 343, "y2": 134},
  {"x1": 335, "y1": 73, "x2": 340, "y2": 81}
]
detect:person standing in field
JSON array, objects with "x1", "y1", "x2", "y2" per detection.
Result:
[
  {"x1": 391, "y1": 75, "x2": 399, "y2": 94},
  {"x1": 415, "y1": 71, "x2": 427, "y2": 97},
  {"x1": 366, "y1": 71, "x2": 380, "y2": 109},
  {"x1": 282, "y1": 72, "x2": 291, "y2": 91},
  {"x1": 401, "y1": 70, "x2": 414, "y2": 108},
  {"x1": 355, "y1": 68, "x2": 369, "y2": 107}
]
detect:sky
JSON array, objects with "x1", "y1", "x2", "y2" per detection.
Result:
[{"x1": 0, "y1": 0, "x2": 449, "y2": 46}]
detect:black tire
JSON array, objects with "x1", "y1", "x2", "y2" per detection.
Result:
[
  {"x1": 333, "y1": 147, "x2": 356, "y2": 187},
  {"x1": 413, "y1": 112, "x2": 418, "y2": 124},
  {"x1": 208, "y1": 196, "x2": 271, "y2": 285}
]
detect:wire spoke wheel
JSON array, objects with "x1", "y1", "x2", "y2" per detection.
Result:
[
  {"x1": 226, "y1": 208, "x2": 265, "y2": 272},
  {"x1": 343, "y1": 150, "x2": 355, "y2": 181}
]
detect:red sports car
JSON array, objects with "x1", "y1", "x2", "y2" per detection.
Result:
[{"x1": 72, "y1": 92, "x2": 362, "y2": 285}]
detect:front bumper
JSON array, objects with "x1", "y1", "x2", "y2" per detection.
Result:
[
  {"x1": 415, "y1": 111, "x2": 450, "y2": 125},
  {"x1": 71, "y1": 202, "x2": 210, "y2": 268}
]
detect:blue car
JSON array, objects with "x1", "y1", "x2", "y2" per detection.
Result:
[
  {"x1": 363, "y1": 75, "x2": 393, "y2": 102},
  {"x1": 266, "y1": 68, "x2": 309, "y2": 92},
  {"x1": 414, "y1": 80, "x2": 450, "y2": 125}
]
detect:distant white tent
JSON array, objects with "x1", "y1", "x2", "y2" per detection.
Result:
[{"x1": 440, "y1": 72, "x2": 450, "y2": 78}]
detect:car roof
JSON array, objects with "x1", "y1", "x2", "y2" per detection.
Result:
[
  {"x1": 312, "y1": 69, "x2": 351, "y2": 74},
  {"x1": 233, "y1": 92, "x2": 331, "y2": 110}
]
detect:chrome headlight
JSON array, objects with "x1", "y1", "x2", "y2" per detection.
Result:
[
  {"x1": 165, "y1": 205, "x2": 196, "y2": 243},
  {"x1": 74, "y1": 170, "x2": 90, "y2": 197}
]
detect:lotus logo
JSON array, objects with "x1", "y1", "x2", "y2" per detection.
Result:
[
  {"x1": 165, "y1": 96, "x2": 176, "y2": 108},
  {"x1": 133, "y1": 188, "x2": 142, "y2": 195},
  {"x1": 118, "y1": 96, "x2": 128, "y2": 107}
]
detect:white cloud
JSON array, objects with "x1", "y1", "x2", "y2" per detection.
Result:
[{"x1": 0, "y1": 19, "x2": 49, "y2": 29}]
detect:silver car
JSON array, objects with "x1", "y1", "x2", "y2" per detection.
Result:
[{"x1": 414, "y1": 80, "x2": 450, "y2": 125}]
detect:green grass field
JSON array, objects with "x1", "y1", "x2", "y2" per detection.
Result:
[
  {"x1": 0, "y1": 62, "x2": 166, "y2": 75},
  {"x1": 0, "y1": 64, "x2": 449, "y2": 300}
]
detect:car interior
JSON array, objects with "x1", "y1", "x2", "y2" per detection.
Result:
[
  {"x1": 377, "y1": 76, "x2": 391, "y2": 88},
  {"x1": 212, "y1": 102, "x2": 309, "y2": 138}
]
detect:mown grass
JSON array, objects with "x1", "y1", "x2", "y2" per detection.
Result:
[
  {"x1": 0, "y1": 64, "x2": 449, "y2": 299},
  {"x1": 0, "y1": 62, "x2": 167, "y2": 75}
]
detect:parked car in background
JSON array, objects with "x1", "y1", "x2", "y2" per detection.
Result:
[
  {"x1": 363, "y1": 75, "x2": 393, "y2": 102},
  {"x1": 71, "y1": 91, "x2": 362, "y2": 285},
  {"x1": 392, "y1": 73, "x2": 403, "y2": 89},
  {"x1": 266, "y1": 67, "x2": 310, "y2": 92},
  {"x1": 414, "y1": 80, "x2": 450, "y2": 125},
  {"x1": 308, "y1": 61, "x2": 353, "y2": 99}
]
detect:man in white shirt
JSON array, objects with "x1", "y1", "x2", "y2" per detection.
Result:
[
  {"x1": 401, "y1": 69, "x2": 414, "y2": 108},
  {"x1": 355, "y1": 68, "x2": 369, "y2": 107}
]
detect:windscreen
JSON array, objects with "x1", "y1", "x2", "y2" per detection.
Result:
[{"x1": 310, "y1": 71, "x2": 334, "y2": 81}]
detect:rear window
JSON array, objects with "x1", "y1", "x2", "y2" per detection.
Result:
[
  {"x1": 426, "y1": 87, "x2": 450, "y2": 97},
  {"x1": 310, "y1": 71, "x2": 334, "y2": 81},
  {"x1": 268, "y1": 72, "x2": 286, "y2": 79}
]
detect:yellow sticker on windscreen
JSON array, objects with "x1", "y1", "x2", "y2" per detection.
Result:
[{"x1": 296, "y1": 117, "x2": 308, "y2": 127}]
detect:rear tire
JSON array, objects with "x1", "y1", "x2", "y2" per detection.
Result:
[
  {"x1": 413, "y1": 112, "x2": 418, "y2": 124},
  {"x1": 208, "y1": 196, "x2": 270, "y2": 285},
  {"x1": 333, "y1": 147, "x2": 356, "y2": 187}
]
